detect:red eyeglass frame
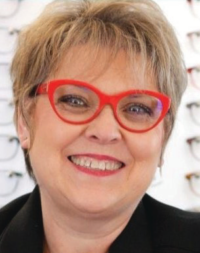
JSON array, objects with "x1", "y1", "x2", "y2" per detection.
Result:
[{"x1": 36, "y1": 79, "x2": 171, "y2": 133}]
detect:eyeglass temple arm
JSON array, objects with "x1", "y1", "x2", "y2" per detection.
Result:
[{"x1": 37, "y1": 83, "x2": 48, "y2": 95}]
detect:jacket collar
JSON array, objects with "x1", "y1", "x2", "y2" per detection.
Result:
[{"x1": 0, "y1": 187, "x2": 153, "y2": 253}]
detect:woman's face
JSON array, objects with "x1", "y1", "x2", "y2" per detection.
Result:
[{"x1": 18, "y1": 47, "x2": 164, "y2": 216}]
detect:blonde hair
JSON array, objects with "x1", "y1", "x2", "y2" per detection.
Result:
[{"x1": 11, "y1": 0, "x2": 187, "y2": 177}]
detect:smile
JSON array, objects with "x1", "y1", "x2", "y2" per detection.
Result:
[{"x1": 69, "y1": 155, "x2": 124, "y2": 171}]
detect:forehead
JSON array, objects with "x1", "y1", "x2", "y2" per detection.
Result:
[{"x1": 51, "y1": 45, "x2": 157, "y2": 93}]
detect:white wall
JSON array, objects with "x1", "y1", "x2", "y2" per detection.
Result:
[{"x1": 0, "y1": 0, "x2": 200, "y2": 210}]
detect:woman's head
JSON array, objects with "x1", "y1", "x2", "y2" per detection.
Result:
[
  {"x1": 11, "y1": 0, "x2": 187, "y2": 180},
  {"x1": 17, "y1": 48, "x2": 167, "y2": 214}
]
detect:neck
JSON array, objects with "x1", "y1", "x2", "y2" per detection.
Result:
[{"x1": 40, "y1": 191, "x2": 138, "y2": 253}]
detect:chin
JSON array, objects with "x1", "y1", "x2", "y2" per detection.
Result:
[{"x1": 67, "y1": 191, "x2": 123, "y2": 216}]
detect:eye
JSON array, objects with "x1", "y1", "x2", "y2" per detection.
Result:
[
  {"x1": 58, "y1": 95, "x2": 89, "y2": 108},
  {"x1": 124, "y1": 103, "x2": 152, "y2": 116}
]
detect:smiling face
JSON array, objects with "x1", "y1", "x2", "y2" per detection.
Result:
[{"x1": 18, "y1": 46, "x2": 164, "y2": 216}]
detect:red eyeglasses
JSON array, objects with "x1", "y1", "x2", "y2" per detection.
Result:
[{"x1": 36, "y1": 79, "x2": 171, "y2": 133}]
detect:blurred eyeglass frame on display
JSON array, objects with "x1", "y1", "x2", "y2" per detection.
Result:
[
  {"x1": 0, "y1": 98, "x2": 14, "y2": 126},
  {"x1": 186, "y1": 101, "x2": 200, "y2": 126},
  {"x1": 0, "y1": 62, "x2": 12, "y2": 90},
  {"x1": 185, "y1": 171, "x2": 200, "y2": 197},
  {"x1": 0, "y1": 135, "x2": 19, "y2": 161},
  {"x1": 187, "y1": 31, "x2": 200, "y2": 54},
  {"x1": 187, "y1": 0, "x2": 200, "y2": 18},
  {"x1": 0, "y1": 0, "x2": 23, "y2": 18},
  {"x1": 186, "y1": 136, "x2": 200, "y2": 161},
  {"x1": 0, "y1": 27, "x2": 20, "y2": 54},
  {"x1": 187, "y1": 66, "x2": 200, "y2": 90},
  {"x1": 0, "y1": 170, "x2": 23, "y2": 197}
]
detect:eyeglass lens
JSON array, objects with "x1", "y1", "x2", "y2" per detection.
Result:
[
  {"x1": 53, "y1": 84, "x2": 164, "y2": 131},
  {"x1": 0, "y1": 135, "x2": 19, "y2": 161},
  {"x1": 0, "y1": 170, "x2": 23, "y2": 197}
]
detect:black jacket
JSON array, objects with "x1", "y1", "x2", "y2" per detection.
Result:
[{"x1": 0, "y1": 186, "x2": 200, "y2": 253}]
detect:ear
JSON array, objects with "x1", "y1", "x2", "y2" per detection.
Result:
[{"x1": 17, "y1": 112, "x2": 31, "y2": 149}]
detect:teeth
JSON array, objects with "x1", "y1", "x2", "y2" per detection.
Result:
[
  {"x1": 99, "y1": 161, "x2": 106, "y2": 170},
  {"x1": 85, "y1": 160, "x2": 91, "y2": 167},
  {"x1": 70, "y1": 156, "x2": 122, "y2": 171},
  {"x1": 80, "y1": 159, "x2": 85, "y2": 166}
]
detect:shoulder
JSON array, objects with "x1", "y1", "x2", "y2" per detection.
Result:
[
  {"x1": 0, "y1": 193, "x2": 30, "y2": 235},
  {"x1": 0, "y1": 187, "x2": 44, "y2": 253},
  {"x1": 143, "y1": 194, "x2": 200, "y2": 252}
]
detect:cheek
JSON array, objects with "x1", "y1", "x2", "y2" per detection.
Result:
[
  {"x1": 123, "y1": 127, "x2": 164, "y2": 200},
  {"x1": 31, "y1": 98, "x2": 85, "y2": 150},
  {"x1": 127, "y1": 126, "x2": 164, "y2": 163},
  {"x1": 124, "y1": 125, "x2": 164, "y2": 191},
  {"x1": 28, "y1": 99, "x2": 84, "y2": 181}
]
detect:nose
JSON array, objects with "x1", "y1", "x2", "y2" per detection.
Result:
[{"x1": 84, "y1": 106, "x2": 122, "y2": 144}]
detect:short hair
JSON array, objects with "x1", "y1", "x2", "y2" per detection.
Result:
[{"x1": 11, "y1": 0, "x2": 187, "y2": 178}]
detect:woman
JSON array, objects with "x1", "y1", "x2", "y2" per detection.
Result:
[{"x1": 0, "y1": 0, "x2": 200, "y2": 252}]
